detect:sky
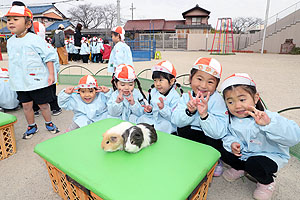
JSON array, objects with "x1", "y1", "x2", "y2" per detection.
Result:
[{"x1": 1, "y1": 0, "x2": 300, "y2": 27}]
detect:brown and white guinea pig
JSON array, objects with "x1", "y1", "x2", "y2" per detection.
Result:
[
  {"x1": 101, "y1": 122, "x2": 133, "y2": 152},
  {"x1": 122, "y1": 123, "x2": 158, "y2": 153}
]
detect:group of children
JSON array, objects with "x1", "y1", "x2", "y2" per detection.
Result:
[
  {"x1": 2, "y1": 2, "x2": 300, "y2": 200},
  {"x1": 65, "y1": 36, "x2": 111, "y2": 64}
]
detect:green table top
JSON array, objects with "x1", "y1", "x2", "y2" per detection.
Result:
[
  {"x1": 34, "y1": 118, "x2": 220, "y2": 200},
  {"x1": 0, "y1": 112, "x2": 17, "y2": 127}
]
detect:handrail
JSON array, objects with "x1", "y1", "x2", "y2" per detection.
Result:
[
  {"x1": 94, "y1": 67, "x2": 108, "y2": 76},
  {"x1": 58, "y1": 65, "x2": 95, "y2": 76},
  {"x1": 137, "y1": 68, "x2": 152, "y2": 77},
  {"x1": 278, "y1": 106, "x2": 300, "y2": 114}
]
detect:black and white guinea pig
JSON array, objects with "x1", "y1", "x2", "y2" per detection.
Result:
[{"x1": 122, "y1": 123, "x2": 157, "y2": 153}]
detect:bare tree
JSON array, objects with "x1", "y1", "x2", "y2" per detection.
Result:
[
  {"x1": 68, "y1": 3, "x2": 118, "y2": 30},
  {"x1": 232, "y1": 17, "x2": 263, "y2": 34},
  {"x1": 101, "y1": 4, "x2": 118, "y2": 30},
  {"x1": 68, "y1": 3, "x2": 104, "y2": 29}
]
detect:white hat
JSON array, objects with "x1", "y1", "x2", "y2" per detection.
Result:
[
  {"x1": 192, "y1": 57, "x2": 222, "y2": 79},
  {"x1": 33, "y1": 21, "x2": 45, "y2": 39},
  {"x1": 0, "y1": 68, "x2": 9, "y2": 78},
  {"x1": 112, "y1": 26, "x2": 125, "y2": 41},
  {"x1": 78, "y1": 75, "x2": 98, "y2": 88},
  {"x1": 98, "y1": 38, "x2": 103, "y2": 43},
  {"x1": 58, "y1": 24, "x2": 65, "y2": 29},
  {"x1": 220, "y1": 73, "x2": 256, "y2": 93},
  {"x1": 81, "y1": 37, "x2": 86, "y2": 43},
  {"x1": 92, "y1": 36, "x2": 97, "y2": 41},
  {"x1": 152, "y1": 60, "x2": 177, "y2": 77},
  {"x1": 114, "y1": 64, "x2": 136, "y2": 82}
]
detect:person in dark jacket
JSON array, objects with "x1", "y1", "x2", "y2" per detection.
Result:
[
  {"x1": 74, "y1": 23, "x2": 82, "y2": 61},
  {"x1": 52, "y1": 24, "x2": 68, "y2": 65}
]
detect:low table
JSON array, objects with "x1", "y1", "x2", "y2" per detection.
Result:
[
  {"x1": 0, "y1": 112, "x2": 17, "y2": 160},
  {"x1": 34, "y1": 118, "x2": 220, "y2": 200}
]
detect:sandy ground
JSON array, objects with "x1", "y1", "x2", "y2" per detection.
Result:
[{"x1": 0, "y1": 51, "x2": 300, "y2": 200}]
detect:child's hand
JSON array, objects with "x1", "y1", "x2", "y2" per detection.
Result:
[
  {"x1": 116, "y1": 90, "x2": 124, "y2": 103},
  {"x1": 157, "y1": 97, "x2": 164, "y2": 110},
  {"x1": 97, "y1": 86, "x2": 110, "y2": 93},
  {"x1": 142, "y1": 105, "x2": 152, "y2": 113},
  {"x1": 187, "y1": 91, "x2": 198, "y2": 113},
  {"x1": 246, "y1": 106, "x2": 271, "y2": 126},
  {"x1": 48, "y1": 74, "x2": 55, "y2": 86},
  {"x1": 231, "y1": 142, "x2": 242, "y2": 157},
  {"x1": 126, "y1": 92, "x2": 135, "y2": 105},
  {"x1": 196, "y1": 91, "x2": 210, "y2": 118},
  {"x1": 64, "y1": 86, "x2": 78, "y2": 94}
]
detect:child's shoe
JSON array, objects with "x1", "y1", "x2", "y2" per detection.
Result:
[
  {"x1": 253, "y1": 181, "x2": 275, "y2": 200},
  {"x1": 45, "y1": 122, "x2": 60, "y2": 134},
  {"x1": 222, "y1": 168, "x2": 244, "y2": 182},
  {"x1": 23, "y1": 124, "x2": 38, "y2": 139},
  {"x1": 213, "y1": 160, "x2": 224, "y2": 177}
]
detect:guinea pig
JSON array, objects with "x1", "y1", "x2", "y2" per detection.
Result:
[
  {"x1": 101, "y1": 122, "x2": 133, "y2": 152},
  {"x1": 123, "y1": 123, "x2": 157, "y2": 153}
]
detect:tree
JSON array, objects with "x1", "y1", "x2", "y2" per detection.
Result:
[
  {"x1": 68, "y1": 3, "x2": 104, "y2": 29},
  {"x1": 232, "y1": 17, "x2": 263, "y2": 34},
  {"x1": 68, "y1": 3, "x2": 118, "y2": 29}
]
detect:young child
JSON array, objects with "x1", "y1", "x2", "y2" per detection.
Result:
[
  {"x1": 90, "y1": 36, "x2": 99, "y2": 63},
  {"x1": 5, "y1": 4, "x2": 59, "y2": 139},
  {"x1": 107, "y1": 26, "x2": 133, "y2": 73},
  {"x1": 80, "y1": 37, "x2": 90, "y2": 63},
  {"x1": 58, "y1": 75, "x2": 112, "y2": 132},
  {"x1": 171, "y1": 57, "x2": 228, "y2": 176},
  {"x1": 107, "y1": 64, "x2": 146, "y2": 123},
  {"x1": 101, "y1": 39, "x2": 111, "y2": 64},
  {"x1": 220, "y1": 73, "x2": 300, "y2": 200},
  {"x1": 98, "y1": 38, "x2": 104, "y2": 63},
  {"x1": 137, "y1": 60, "x2": 182, "y2": 134},
  {"x1": 68, "y1": 38, "x2": 77, "y2": 61},
  {"x1": 0, "y1": 68, "x2": 19, "y2": 111}
]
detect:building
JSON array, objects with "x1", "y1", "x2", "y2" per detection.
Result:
[
  {"x1": 0, "y1": 5, "x2": 74, "y2": 35},
  {"x1": 124, "y1": 4, "x2": 212, "y2": 39}
]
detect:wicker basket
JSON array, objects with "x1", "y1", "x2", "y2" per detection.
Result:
[
  {"x1": 0, "y1": 122, "x2": 17, "y2": 161},
  {"x1": 44, "y1": 160, "x2": 216, "y2": 200}
]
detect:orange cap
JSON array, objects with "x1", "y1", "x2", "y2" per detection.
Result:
[
  {"x1": 78, "y1": 75, "x2": 98, "y2": 88},
  {"x1": 5, "y1": 5, "x2": 33, "y2": 20}
]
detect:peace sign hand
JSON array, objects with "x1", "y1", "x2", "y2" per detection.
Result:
[
  {"x1": 187, "y1": 91, "x2": 197, "y2": 113},
  {"x1": 125, "y1": 92, "x2": 135, "y2": 105},
  {"x1": 157, "y1": 97, "x2": 164, "y2": 110},
  {"x1": 116, "y1": 90, "x2": 124, "y2": 103},
  {"x1": 196, "y1": 91, "x2": 210, "y2": 119},
  {"x1": 96, "y1": 86, "x2": 110, "y2": 93},
  {"x1": 65, "y1": 86, "x2": 78, "y2": 94},
  {"x1": 246, "y1": 106, "x2": 271, "y2": 126},
  {"x1": 142, "y1": 105, "x2": 153, "y2": 113}
]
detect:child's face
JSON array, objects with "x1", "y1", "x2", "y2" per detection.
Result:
[
  {"x1": 116, "y1": 81, "x2": 135, "y2": 96},
  {"x1": 190, "y1": 70, "x2": 218, "y2": 97},
  {"x1": 7, "y1": 16, "x2": 30, "y2": 36},
  {"x1": 111, "y1": 33, "x2": 120, "y2": 43},
  {"x1": 154, "y1": 77, "x2": 175, "y2": 95},
  {"x1": 224, "y1": 86, "x2": 259, "y2": 118},
  {"x1": 79, "y1": 88, "x2": 97, "y2": 104}
]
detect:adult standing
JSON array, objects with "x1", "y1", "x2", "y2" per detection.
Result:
[
  {"x1": 52, "y1": 24, "x2": 68, "y2": 65},
  {"x1": 74, "y1": 23, "x2": 82, "y2": 61}
]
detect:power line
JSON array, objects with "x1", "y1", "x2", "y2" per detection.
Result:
[{"x1": 0, "y1": 0, "x2": 82, "y2": 8}]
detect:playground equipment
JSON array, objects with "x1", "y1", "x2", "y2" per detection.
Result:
[
  {"x1": 126, "y1": 40, "x2": 156, "y2": 62},
  {"x1": 210, "y1": 18, "x2": 235, "y2": 55}
]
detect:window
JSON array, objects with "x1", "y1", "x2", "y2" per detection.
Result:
[{"x1": 191, "y1": 17, "x2": 202, "y2": 25}]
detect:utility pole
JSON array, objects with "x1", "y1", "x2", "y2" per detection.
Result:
[
  {"x1": 130, "y1": 3, "x2": 136, "y2": 20},
  {"x1": 117, "y1": 0, "x2": 121, "y2": 26},
  {"x1": 261, "y1": 0, "x2": 271, "y2": 54}
]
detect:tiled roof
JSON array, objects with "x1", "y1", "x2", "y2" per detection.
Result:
[
  {"x1": 28, "y1": 5, "x2": 54, "y2": 14},
  {"x1": 124, "y1": 19, "x2": 184, "y2": 32},
  {"x1": 46, "y1": 20, "x2": 73, "y2": 32},
  {"x1": 43, "y1": 12, "x2": 63, "y2": 20},
  {"x1": 182, "y1": 4, "x2": 210, "y2": 18}
]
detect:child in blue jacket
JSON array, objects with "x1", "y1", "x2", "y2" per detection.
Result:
[
  {"x1": 171, "y1": 57, "x2": 228, "y2": 176},
  {"x1": 219, "y1": 73, "x2": 300, "y2": 200},
  {"x1": 138, "y1": 60, "x2": 182, "y2": 134},
  {"x1": 107, "y1": 26, "x2": 133, "y2": 73},
  {"x1": 58, "y1": 75, "x2": 111, "y2": 132},
  {"x1": 5, "y1": 4, "x2": 59, "y2": 139},
  {"x1": 107, "y1": 64, "x2": 146, "y2": 123}
]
